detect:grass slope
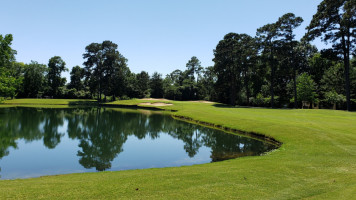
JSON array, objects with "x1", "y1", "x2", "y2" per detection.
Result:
[{"x1": 0, "y1": 99, "x2": 356, "y2": 199}]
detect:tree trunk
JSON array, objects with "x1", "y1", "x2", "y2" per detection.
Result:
[
  {"x1": 340, "y1": 32, "x2": 351, "y2": 111},
  {"x1": 245, "y1": 70, "x2": 250, "y2": 106},
  {"x1": 270, "y1": 62, "x2": 275, "y2": 108},
  {"x1": 343, "y1": 46, "x2": 351, "y2": 111},
  {"x1": 293, "y1": 67, "x2": 297, "y2": 109},
  {"x1": 292, "y1": 44, "x2": 298, "y2": 109},
  {"x1": 269, "y1": 49, "x2": 275, "y2": 108},
  {"x1": 344, "y1": 57, "x2": 351, "y2": 111},
  {"x1": 230, "y1": 73, "x2": 236, "y2": 106}
]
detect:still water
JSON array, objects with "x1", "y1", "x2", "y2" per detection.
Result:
[{"x1": 0, "y1": 107, "x2": 275, "y2": 179}]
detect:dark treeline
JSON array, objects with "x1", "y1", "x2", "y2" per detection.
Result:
[{"x1": 0, "y1": 0, "x2": 355, "y2": 110}]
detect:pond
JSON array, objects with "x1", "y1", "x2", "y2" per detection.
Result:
[{"x1": 0, "y1": 107, "x2": 275, "y2": 179}]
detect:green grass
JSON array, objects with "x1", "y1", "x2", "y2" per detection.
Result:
[{"x1": 1, "y1": 99, "x2": 356, "y2": 199}]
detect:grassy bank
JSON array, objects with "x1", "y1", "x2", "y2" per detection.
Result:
[{"x1": 1, "y1": 99, "x2": 356, "y2": 199}]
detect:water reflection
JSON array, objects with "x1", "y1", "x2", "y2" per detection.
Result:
[{"x1": 0, "y1": 107, "x2": 275, "y2": 178}]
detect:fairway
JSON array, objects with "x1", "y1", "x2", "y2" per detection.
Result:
[{"x1": 0, "y1": 99, "x2": 355, "y2": 199}]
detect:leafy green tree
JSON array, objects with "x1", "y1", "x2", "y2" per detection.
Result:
[
  {"x1": 239, "y1": 35, "x2": 258, "y2": 105},
  {"x1": 163, "y1": 75, "x2": 177, "y2": 100},
  {"x1": 256, "y1": 22, "x2": 279, "y2": 107},
  {"x1": 306, "y1": 0, "x2": 356, "y2": 111},
  {"x1": 47, "y1": 56, "x2": 67, "y2": 97},
  {"x1": 177, "y1": 57, "x2": 205, "y2": 100},
  {"x1": 186, "y1": 56, "x2": 203, "y2": 82},
  {"x1": 68, "y1": 66, "x2": 85, "y2": 91},
  {"x1": 181, "y1": 78, "x2": 196, "y2": 100},
  {"x1": 0, "y1": 69, "x2": 21, "y2": 98},
  {"x1": 163, "y1": 69, "x2": 184, "y2": 100},
  {"x1": 320, "y1": 63, "x2": 345, "y2": 97},
  {"x1": 351, "y1": 58, "x2": 356, "y2": 103},
  {"x1": 213, "y1": 33, "x2": 240, "y2": 105},
  {"x1": 213, "y1": 33, "x2": 238, "y2": 105},
  {"x1": 324, "y1": 91, "x2": 346, "y2": 109},
  {"x1": 125, "y1": 71, "x2": 140, "y2": 98},
  {"x1": 213, "y1": 33, "x2": 257, "y2": 105},
  {"x1": 308, "y1": 53, "x2": 333, "y2": 86},
  {"x1": 22, "y1": 61, "x2": 48, "y2": 98},
  {"x1": 83, "y1": 41, "x2": 128, "y2": 101},
  {"x1": 8, "y1": 62, "x2": 26, "y2": 97},
  {"x1": 296, "y1": 73, "x2": 317, "y2": 106},
  {"x1": 150, "y1": 72, "x2": 164, "y2": 98},
  {"x1": 0, "y1": 34, "x2": 22, "y2": 99},
  {"x1": 136, "y1": 71, "x2": 150, "y2": 98},
  {"x1": 197, "y1": 66, "x2": 217, "y2": 101},
  {"x1": 277, "y1": 13, "x2": 304, "y2": 108},
  {"x1": 0, "y1": 34, "x2": 16, "y2": 68}
]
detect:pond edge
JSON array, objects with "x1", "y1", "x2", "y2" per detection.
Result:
[{"x1": 171, "y1": 114, "x2": 282, "y2": 148}]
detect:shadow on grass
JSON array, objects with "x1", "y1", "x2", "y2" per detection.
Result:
[
  {"x1": 212, "y1": 103, "x2": 235, "y2": 108},
  {"x1": 68, "y1": 100, "x2": 99, "y2": 106},
  {"x1": 212, "y1": 103, "x2": 281, "y2": 110}
]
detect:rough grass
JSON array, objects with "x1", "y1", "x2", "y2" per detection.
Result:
[{"x1": 0, "y1": 99, "x2": 356, "y2": 199}]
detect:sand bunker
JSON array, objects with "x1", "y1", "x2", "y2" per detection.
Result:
[
  {"x1": 142, "y1": 98, "x2": 169, "y2": 101},
  {"x1": 139, "y1": 102, "x2": 173, "y2": 106},
  {"x1": 189, "y1": 100, "x2": 214, "y2": 104}
]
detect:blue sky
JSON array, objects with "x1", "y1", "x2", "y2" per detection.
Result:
[{"x1": 2, "y1": 0, "x2": 323, "y2": 80}]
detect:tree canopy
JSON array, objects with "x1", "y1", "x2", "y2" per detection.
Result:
[
  {"x1": 305, "y1": 0, "x2": 356, "y2": 111},
  {"x1": 1, "y1": 6, "x2": 355, "y2": 110}
]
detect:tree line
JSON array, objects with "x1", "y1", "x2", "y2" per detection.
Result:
[{"x1": 0, "y1": 0, "x2": 355, "y2": 110}]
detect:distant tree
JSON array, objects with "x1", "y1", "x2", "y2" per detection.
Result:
[
  {"x1": 186, "y1": 56, "x2": 203, "y2": 82},
  {"x1": 239, "y1": 35, "x2": 258, "y2": 105},
  {"x1": 136, "y1": 71, "x2": 150, "y2": 98},
  {"x1": 320, "y1": 63, "x2": 345, "y2": 98},
  {"x1": 83, "y1": 41, "x2": 128, "y2": 101},
  {"x1": 0, "y1": 69, "x2": 21, "y2": 98},
  {"x1": 163, "y1": 70, "x2": 182, "y2": 100},
  {"x1": 68, "y1": 66, "x2": 85, "y2": 91},
  {"x1": 179, "y1": 57, "x2": 205, "y2": 100},
  {"x1": 0, "y1": 34, "x2": 16, "y2": 68},
  {"x1": 351, "y1": 58, "x2": 356, "y2": 102},
  {"x1": 47, "y1": 56, "x2": 67, "y2": 97},
  {"x1": 197, "y1": 66, "x2": 217, "y2": 101},
  {"x1": 277, "y1": 13, "x2": 304, "y2": 108},
  {"x1": 22, "y1": 61, "x2": 48, "y2": 98},
  {"x1": 296, "y1": 73, "x2": 317, "y2": 107},
  {"x1": 8, "y1": 62, "x2": 26, "y2": 96},
  {"x1": 256, "y1": 22, "x2": 279, "y2": 107},
  {"x1": 213, "y1": 33, "x2": 242, "y2": 105},
  {"x1": 305, "y1": 0, "x2": 356, "y2": 111},
  {"x1": 150, "y1": 72, "x2": 164, "y2": 98},
  {"x1": 163, "y1": 75, "x2": 176, "y2": 100},
  {"x1": 0, "y1": 34, "x2": 21, "y2": 99},
  {"x1": 307, "y1": 53, "x2": 334, "y2": 101},
  {"x1": 308, "y1": 53, "x2": 333, "y2": 86},
  {"x1": 170, "y1": 69, "x2": 184, "y2": 86},
  {"x1": 213, "y1": 33, "x2": 257, "y2": 105},
  {"x1": 125, "y1": 72, "x2": 140, "y2": 98},
  {"x1": 324, "y1": 90, "x2": 346, "y2": 109}
]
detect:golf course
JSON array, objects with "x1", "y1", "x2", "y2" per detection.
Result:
[{"x1": 0, "y1": 98, "x2": 355, "y2": 199}]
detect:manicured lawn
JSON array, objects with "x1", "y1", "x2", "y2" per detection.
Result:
[{"x1": 0, "y1": 99, "x2": 356, "y2": 199}]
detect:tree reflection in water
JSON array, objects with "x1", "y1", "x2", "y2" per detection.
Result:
[{"x1": 0, "y1": 107, "x2": 276, "y2": 173}]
